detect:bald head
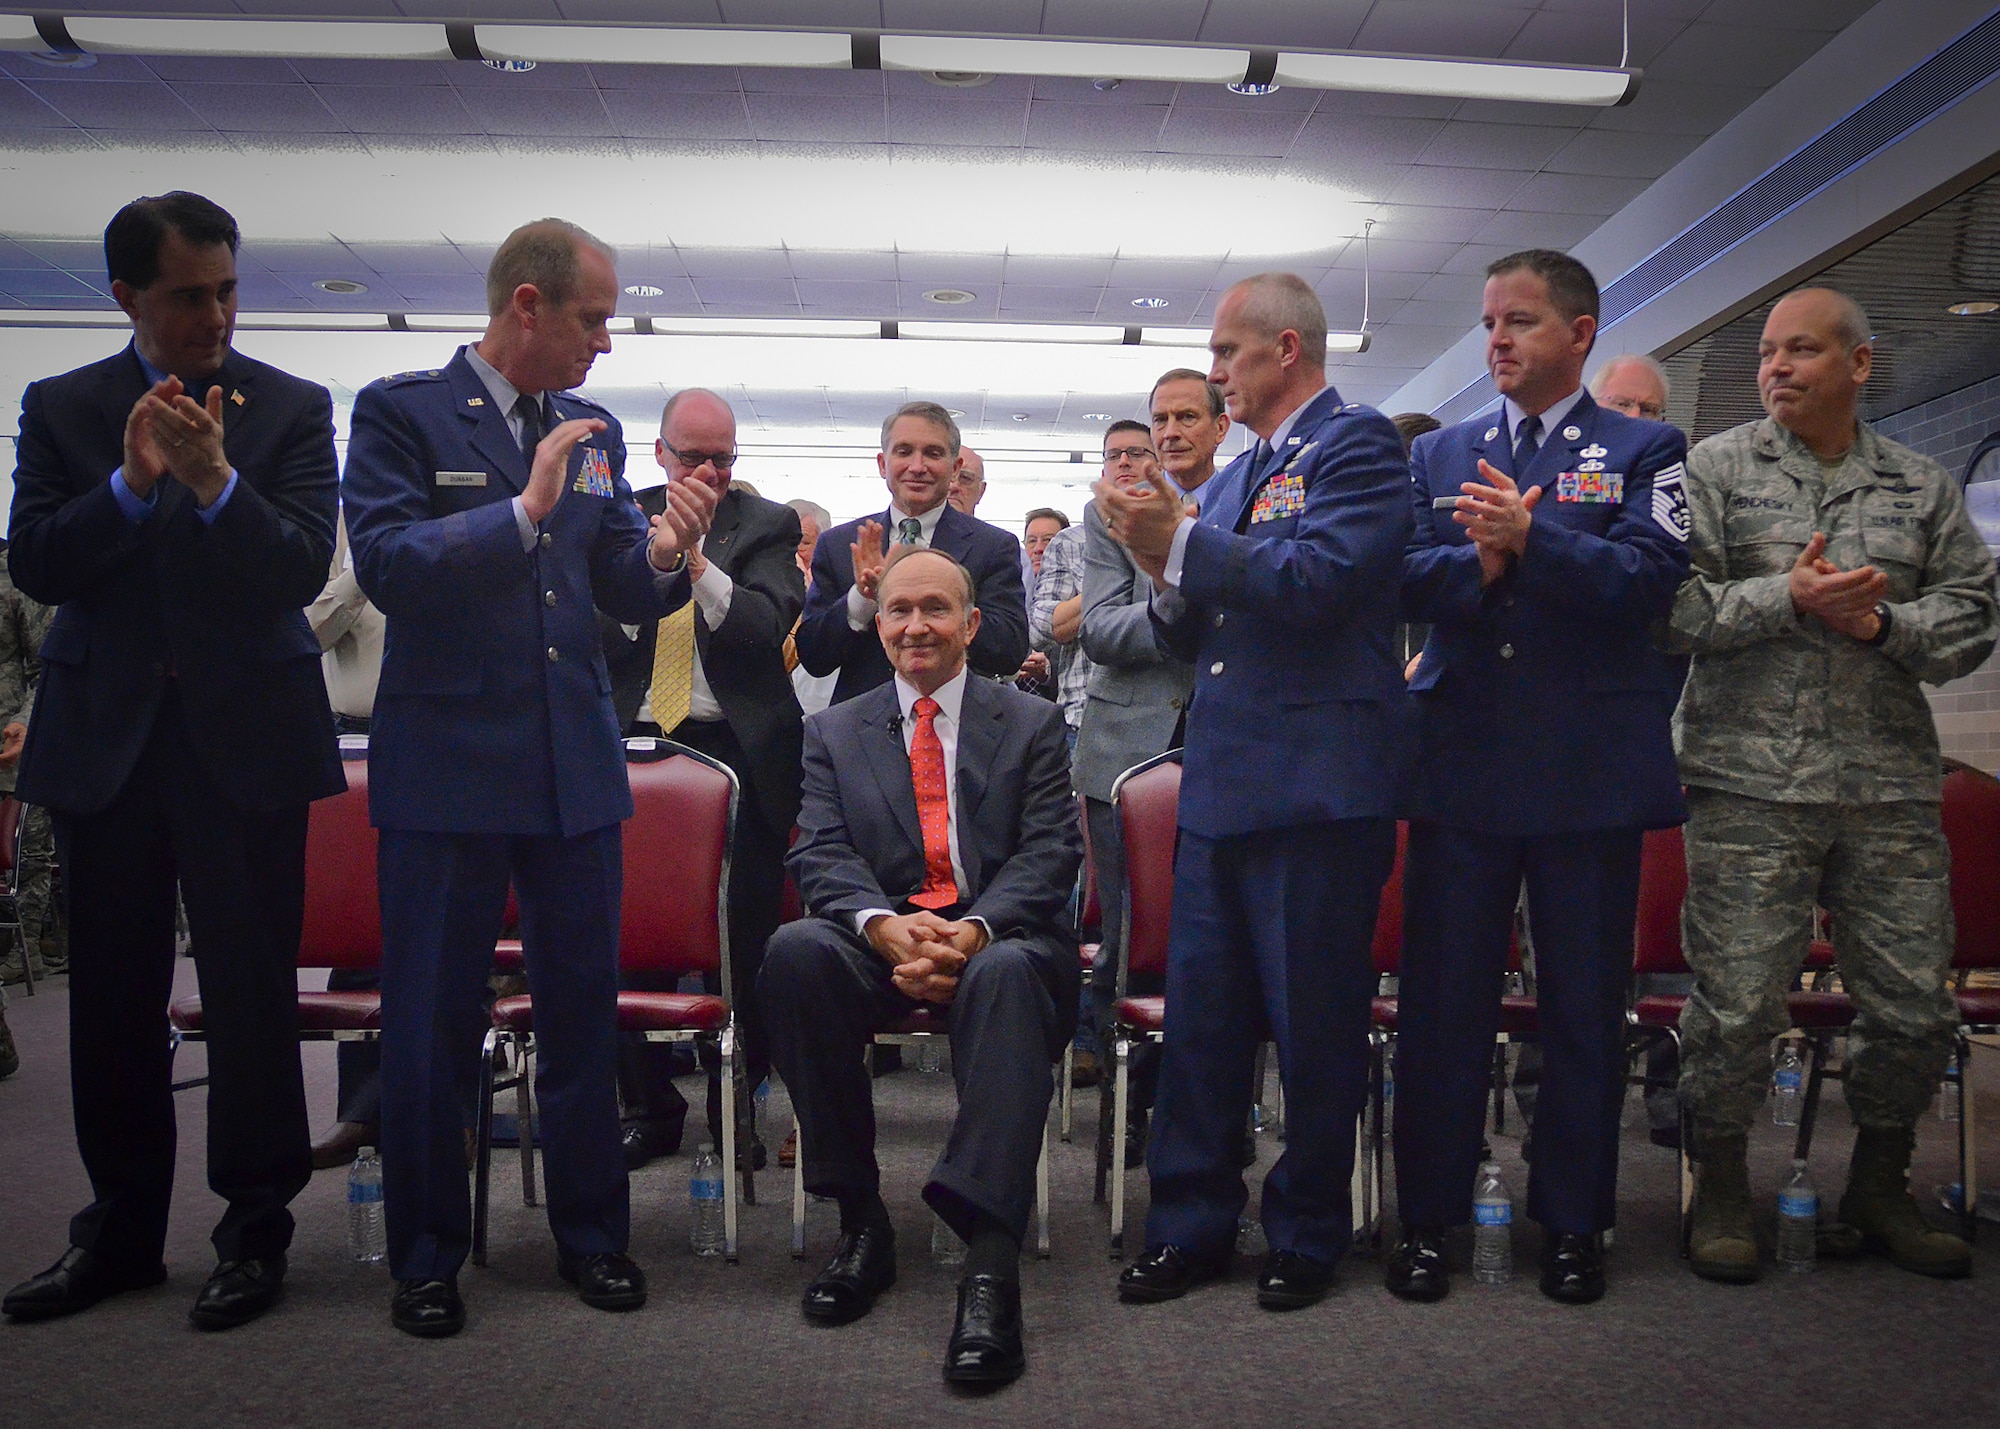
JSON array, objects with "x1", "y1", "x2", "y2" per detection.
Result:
[
  {"x1": 1758, "y1": 286, "x2": 1873, "y2": 457},
  {"x1": 657, "y1": 388, "x2": 737, "y2": 494}
]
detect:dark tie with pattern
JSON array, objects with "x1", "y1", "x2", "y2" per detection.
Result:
[
  {"x1": 897, "y1": 517, "x2": 924, "y2": 546},
  {"x1": 1512, "y1": 413, "x2": 1542, "y2": 473},
  {"x1": 515, "y1": 393, "x2": 545, "y2": 467}
]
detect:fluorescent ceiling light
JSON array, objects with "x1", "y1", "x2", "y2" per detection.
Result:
[
  {"x1": 879, "y1": 35, "x2": 1248, "y2": 85},
  {"x1": 1276, "y1": 51, "x2": 1635, "y2": 106},
  {"x1": 0, "y1": 14, "x2": 40, "y2": 49},
  {"x1": 65, "y1": 18, "x2": 452, "y2": 61},
  {"x1": 899, "y1": 322, "x2": 1118, "y2": 344},
  {"x1": 1, "y1": 146, "x2": 1369, "y2": 261},
  {"x1": 479, "y1": 26, "x2": 847, "y2": 68}
]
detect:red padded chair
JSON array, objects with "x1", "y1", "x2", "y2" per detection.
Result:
[
  {"x1": 1063, "y1": 794, "x2": 1102, "y2": 1141},
  {"x1": 168, "y1": 760, "x2": 382, "y2": 1084},
  {"x1": 1942, "y1": 761, "x2": 2000, "y2": 1237},
  {"x1": 473, "y1": 745, "x2": 742, "y2": 1265},
  {"x1": 1105, "y1": 751, "x2": 1181, "y2": 1255}
]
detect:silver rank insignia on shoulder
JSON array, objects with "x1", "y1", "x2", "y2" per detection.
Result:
[
  {"x1": 1581, "y1": 443, "x2": 1608, "y2": 459},
  {"x1": 467, "y1": 396, "x2": 484, "y2": 407},
  {"x1": 1483, "y1": 426, "x2": 1499, "y2": 442},
  {"x1": 1562, "y1": 424, "x2": 1581, "y2": 441}
]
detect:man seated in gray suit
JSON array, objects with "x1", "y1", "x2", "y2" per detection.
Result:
[
  {"x1": 1074, "y1": 376, "x2": 1229, "y2": 1162},
  {"x1": 761, "y1": 547, "x2": 1081, "y2": 1388}
]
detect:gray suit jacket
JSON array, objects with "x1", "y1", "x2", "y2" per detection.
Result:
[
  {"x1": 788, "y1": 673, "x2": 1083, "y2": 1042},
  {"x1": 1071, "y1": 501, "x2": 1193, "y2": 802}
]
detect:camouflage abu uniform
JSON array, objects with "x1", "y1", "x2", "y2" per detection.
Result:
[
  {"x1": 0, "y1": 557, "x2": 57, "y2": 982},
  {"x1": 1667, "y1": 416, "x2": 1998, "y2": 1137}
]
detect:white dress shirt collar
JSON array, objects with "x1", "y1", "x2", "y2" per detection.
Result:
[
  {"x1": 894, "y1": 663, "x2": 968, "y2": 727},
  {"x1": 888, "y1": 499, "x2": 948, "y2": 546}
]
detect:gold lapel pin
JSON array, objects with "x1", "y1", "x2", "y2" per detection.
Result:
[{"x1": 230, "y1": 389, "x2": 245, "y2": 406}]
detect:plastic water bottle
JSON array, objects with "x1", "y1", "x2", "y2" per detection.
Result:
[
  {"x1": 931, "y1": 1212, "x2": 966, "y2": 1266},
  {"x1": 1472, "y1": 1160, "x2": 1513, "y2": 1285},
  {"x1": 689, "y1": 1145, "x2": 725, "y2": 1256},
  {"x1": 1777, "y1": 1158, "x2": 1817, "y2": 1273},
  {"x1": 347, "y1": 1146, "x2": 386, "y2": 1264},
  {"x1": 1937, "y1": 1069, "x2": 1962, "y2": 1123},
  {"x1": 1771, "y1": 1043, "x2": 1804, "y2": 1128}
]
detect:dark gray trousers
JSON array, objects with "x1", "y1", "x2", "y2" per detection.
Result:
[{"x1": 760, "y1": 917, "x2": 1062, "y2": 1242}]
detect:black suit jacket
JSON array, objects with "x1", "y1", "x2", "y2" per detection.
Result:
[
  {"x1": 8, "y1": 342, "x2": 344, "y2": 815},
  {"x1": 794, "y1": 503, "x2": 1029, "y2": 705},
  {"x1": 613, "y1": 484, "x2": 806, "y2": 835},
  {"x1": 788, "y1": 675, "x2": 1082, "y2": 1043}
]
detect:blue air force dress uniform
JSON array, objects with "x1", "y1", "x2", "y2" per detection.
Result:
[
  {"x1": 1143, "y1": 385, "x2": 1411, "y2": 1266},
  {"x1": 1396, "y1": 390, "x2": 1689, "y2": 1237},
  {"x1": 342, "y1": 346, "x2": 693, "y2": 1283}
]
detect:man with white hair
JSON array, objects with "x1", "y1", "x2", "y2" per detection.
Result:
[{"x1": 1589, "y1": 353, "x2": 1670, "y2": 423}]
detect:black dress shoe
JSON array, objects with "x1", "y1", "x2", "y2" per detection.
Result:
[
  {"x1": 557, "y1": 1252, "x2": 647, "y2": 1311},
  {"x1": 802, "y1": 1223, "x2": 896, "y2": 1325},
  {"x1": 1117, "y1": 1242, "x2": 1230, "y2": 1303},
  {"x1": 943, "y1": 1274, "x2": 1025, "y2": 1387},
  {"x1": 621, "y1": 1118, "x2": 679, "y2": 1170},
  {"x1": 1257, "y1": 1250, "x2": 1336, "y2": 1311},
  {"x1": 1539, "y1": 1231, "x2": 1605, "y2": 1305},
  {"x1": 391, "y1": 1278, "x2": 465, "y2": 1338},
  {"x1": 189, "y1": 1256, "x2": 286, "y2": 1330},
  {"x1": 1384, "y1": 1228, "x2": 1451, "y2": 1303},
  {"x1": 3, "y1": 1247, "x2": 167, "y2": 1322}
]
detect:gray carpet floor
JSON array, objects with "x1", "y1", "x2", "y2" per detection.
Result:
[{"x1": 4, "y1": 961, "x2": 1999, "y2": 1428}]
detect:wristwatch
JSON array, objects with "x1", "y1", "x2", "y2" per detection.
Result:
[{"x1": 1868, "y1": 601, "x2": 1893, "y2": 645}]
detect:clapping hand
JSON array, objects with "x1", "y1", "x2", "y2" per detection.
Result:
[{"x1": 1453, "y1": 459, "x2": 1545, "y2": 585}]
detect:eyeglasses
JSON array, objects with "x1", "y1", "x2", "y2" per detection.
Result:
[
  {"x1": 1103, "y1": 446, "x2": 1155, "y2": 464},
  {"x1": 1604, "y1": 398, "x2": 1666, "y2": 421},
  {"x1": 664, "y1": 444, "x2": 738, "y2": 471}
]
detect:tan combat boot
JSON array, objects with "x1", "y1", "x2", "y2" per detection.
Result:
[
  {"x1": 1837, "y1": 1125, "x2": 1971, "y2": 1279},
  {"x1": 1688, "y1": 1132, "x2": 1760, "y2": 1283}
]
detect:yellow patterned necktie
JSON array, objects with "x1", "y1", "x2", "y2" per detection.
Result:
[{"x1": 648, "y1": 602, "x2": 696, "y2": 733}]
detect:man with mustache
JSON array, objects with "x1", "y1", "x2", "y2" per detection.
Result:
[{"x1": 1668, "y1": 286, "x2": 1997, "y2": 1284}]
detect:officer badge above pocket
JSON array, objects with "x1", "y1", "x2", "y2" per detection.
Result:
[
  {"x1": 573, "y1": 444, "x2": 615, "y2": 498},
  {"x1": 1249, "y1": 469, "x2": 1307, "y2": 524}
]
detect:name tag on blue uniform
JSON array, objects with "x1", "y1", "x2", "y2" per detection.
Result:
[
  {"x1": 572, "y1": 446, "x2": 614, "y2": 498},
  {"x1": 435, "y1": 470, "x2": 486, "y2": 488}
]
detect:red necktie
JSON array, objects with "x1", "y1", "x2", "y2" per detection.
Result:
[{"x1": 908, "y1": 696, "x2": 959, "y2": 909}]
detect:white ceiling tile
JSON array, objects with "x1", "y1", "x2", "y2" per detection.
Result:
[
  {"x1": 1470, "y1": 209, "x2": 1601, "y2": 248},
  {"x1": 1542, "y1": 128, "x2": 1702, "y2": 179},
  {"x1": 885, "y1": 96, "x2": 1028, "y2": 147},
  {"x1": 1503, "y1": 170, "x2": 1651, "y2": 215},
  {"x1": 1040, "y1": 0, "x2": 1212, "y2": 44},
  {"x1": 1024, "y1": 100, "x2": 1169, "y2": 152},
  {"x1": 1438, "y1": 242, "x2": 1528, "y2": 276},
  {"x1": 1373, "y1": 206, "x2": 1499, "y2": 244},
  {"x1": 1416, "y1": 121, "x2": 1579, "y2": 170},
  {"x1": 1410, "y1": 270, "x2": 1488, "y2": 304},
  {"x1": 895, "y1": 253, "x2": 1007, "y2": 283},
  {"x1": 1353, "y1": 3, "x2": 1537, "y2": 57},
  {"x1": 1500, "y1": 8, "x2": 1691, "y2": 68},
  {"x1": 1387, "y1": 165, "x2": 1534, "y2": 209},
  {"x1": 676, "y1": 247, "x2": 796, "y2": 278},
  {"x1": 883, "y1": 0, "x2": 1043, "y2": 31},
  {"x1": 1643, "y1": 22, "x2": 1838, "y2": 89},
  {"x1": 1194, "y1": 0, "x2": 1371, "y2": 50},
  {"x1": 1006, "y1": 255, "x2": 1116, "y2": 286},
  {"x1": 1585, "y1": 78, "x2": 1763, "y2": 136},
  {"x1": 788, "y1": 250, "x2": 899, "y2": 280}
]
